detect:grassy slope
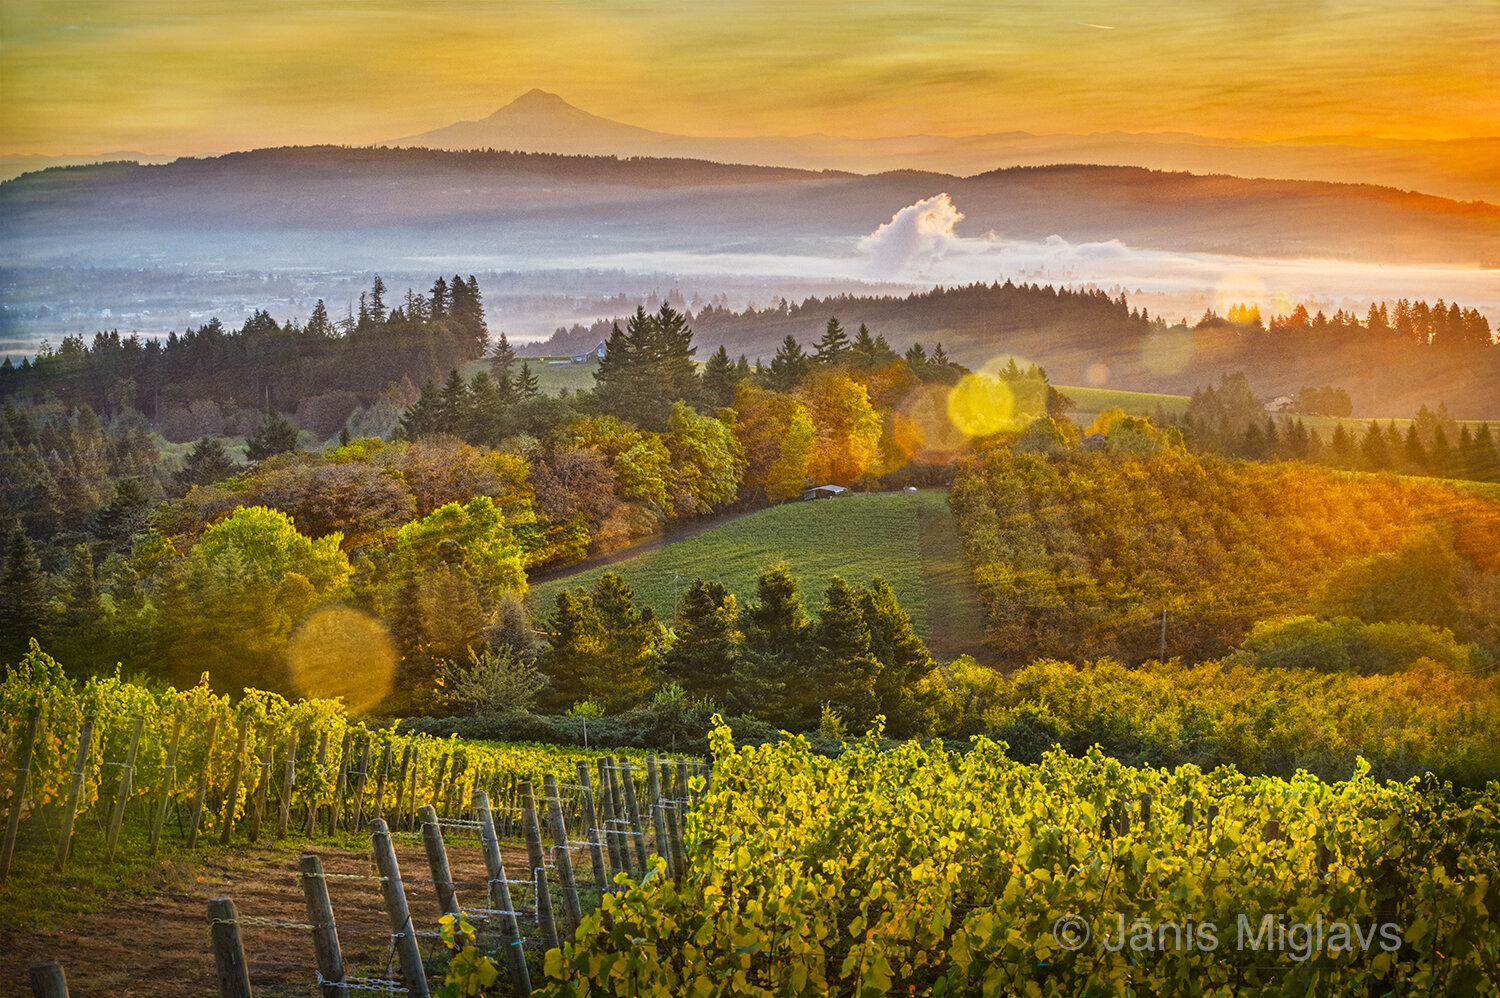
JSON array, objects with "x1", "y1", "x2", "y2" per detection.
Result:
[
  {"x1": 1056, "y1": 384, "x2": 1190, "y2": 423},
  {"x1": 527, "y1": 489, "x2": 987, "y2": 661},
  {"x1": 459, "y1": 356, "x2": 601, "y2": 395}
]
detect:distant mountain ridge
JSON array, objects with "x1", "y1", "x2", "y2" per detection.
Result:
[
  {"x1": 3, "y1": 146, "x2": 1495, "y2": 272},
  {"x1": 389, "y1": 90, "x2": 1500, "y2": 204}
]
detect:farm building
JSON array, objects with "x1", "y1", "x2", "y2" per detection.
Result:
[{"x1": 800, "y1": 484, "x2": 848, "y2": 501}]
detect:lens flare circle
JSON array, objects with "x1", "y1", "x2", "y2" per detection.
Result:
[
  {"x1": 895, "y1": 383, "x2": 970, "y2": 464},
  {"x1": 287, "y1": 605, "x2": 397, "y2": 712},
  {"x1": 947, "y1": 373, "x2": 1016, "y2": 438}
]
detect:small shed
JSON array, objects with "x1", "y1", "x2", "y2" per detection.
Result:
[{"x1": 800, "y1": 484, "x2": 848, "y2": 501}]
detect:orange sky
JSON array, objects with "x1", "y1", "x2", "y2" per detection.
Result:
[{"x1": 2, "y1": 1, "x2": 1496, "y2": 156}]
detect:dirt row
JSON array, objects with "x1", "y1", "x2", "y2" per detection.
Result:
[{"x1": 2, "y1": 834, "x2": 557, "y2": 998}]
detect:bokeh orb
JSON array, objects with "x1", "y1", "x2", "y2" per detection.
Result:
[{"x1": 287, "y1": 605, "x2": 397, "y2": 712}]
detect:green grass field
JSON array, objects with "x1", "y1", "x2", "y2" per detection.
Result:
[
  {"x1": 458, "y1": 356, "x2": 602, "y2": 395},
  {"x1": 1055, "y1": 384, "x2": 1190, "y2": 422},
  {"x1": 527, "y1": 489, "x2": 988, "y2": 662}
]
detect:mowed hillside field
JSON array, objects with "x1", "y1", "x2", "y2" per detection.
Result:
[{"x1": 529, "y1": 489, "x2": 988, "y2": 664}]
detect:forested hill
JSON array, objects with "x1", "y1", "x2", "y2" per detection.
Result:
[{"x1": 545, "y1": 282, "x2": 1500, "y2": 418}]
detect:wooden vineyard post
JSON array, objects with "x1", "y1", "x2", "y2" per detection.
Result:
[
  {"x1": 663, "y1": 761, "x2": 687, "y2": 878},
  {"x1": 348, "y1": 734, "x2": 371, "y2": 833},
  {"x1": 149, "y1": 714, "x2": 183, "y2": 856},
  {"x1": 372, "y1": 740, "x2": 392, "y2": 820},
  {"x1": 543, "y1": 773, "x2": 582, "y2": 927},
  {"x1": 1118, "y1": 797, "x2": 1131, "y2": 837},
  {"x1": 28, "y1": 960, "x2": 69, "y2": 998},
  {"x1": 474, "y1": 790, "x2": 530, "y2": 998},
  {"x1": 615, "y1": 758, "x2": 648, "y2": 876},
  {"x1": 304, "y1": 730, "x2": 327, "y2": 837},
  {"x1": 674, "y1": 757, "x2": 690, "y2": 844},
  {"x1": 326, "y1": 732, "x2": 351, "y2": 836},
  {"x1": 519, "y1": 781, "x2": 560, "y2": 950},
  {"x1": 105, "y1": 715, "x2": 144, "y2": 863},
  {"x1": 1206, "y1": 804, "x2": 1219, "y2": 838},
  {"x1": 187, "y1": 715, "x2": 219, "y2": 849},
  {"x1": 646, "y1": 755, "x2": 672, "y2": 879},
  {"x1": 369, "y1": 818, "x2": 432, "y2": 998},
  {"x1": 248, "y1": 738, "x2": 273, "y2": 843},
  {"x1": 277, "y1": 729, "x2": 297, "y2": 839},
  {"x1": 603, "y1": 757, "x2": 635, "y2": 878},
  {"x1": 1182, "y1": 799, "x2": 1194, "y2": 830},
  {"x1": 219, "y1": 715, "x2": 249, "y2": 845},
  {"x1": 207, "y1": 897, "x2": 253, "y2": 998},
  {"x1": 1140, "y1": 793, "x2": 1153, "y2": 833},
  {"x1": 573, "y1": 760, "x2": 609, "y2": 896},
  {"x1": 298, "y1": 853, "x2": 347, "y2": 998},
  {"x1": 417, "y1": 804, "x2": 459, "y2": 917},
  {"x1": 1, "y1": 696, "x2": 43, "y2": 883},
  {"x1": 595, "y1": 759, "x2": 625, "y2": 879},
  {"x1": 54, "y1": 717, "x2": 93, "y2": 873}
]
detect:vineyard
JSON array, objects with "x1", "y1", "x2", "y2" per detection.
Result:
[
  {"x1": 541, "y1": 721, "x2": 1500, "y2": 997},
  {"x1": 0, "y1": 642, "x2": 659, "y2": 889}
]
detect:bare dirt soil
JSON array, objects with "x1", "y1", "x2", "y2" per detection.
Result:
[{"x1": 1, "y1": 836, "x2": 552, "y2": 998}]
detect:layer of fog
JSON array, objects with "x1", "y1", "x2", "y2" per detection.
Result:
[
  {"x1": 579, "y1": 193, "x2": 1500, "y2": 327},
  {"x1": 4, "y1": 192, "x2": 1497, "y2": 359}
]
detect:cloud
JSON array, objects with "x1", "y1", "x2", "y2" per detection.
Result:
[{"x1": 858, "y1": 193, "x2": 985, "y2": 279}]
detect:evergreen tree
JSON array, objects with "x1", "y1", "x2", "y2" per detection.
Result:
[
  {"x1": 89, "y1": 476, "x2": 153, "y2": 547},
  {"x1": 664, "y1": 578, "x2": 738, "y2": 700},
  {"x1": 369, "y1": 275, "x2": 388, "y2": 324},
  {"x1": 806, "y1": 576, "x2": 881, "y2": 730},
  {"x1": 592, "y1": 305, "x2": 698, "y2": 429},
  {"x1": 429, "y1": 276, "x2": 449, "y2": 321},
  {"x1": 766, "y1": 335, "x2": 810, "y2": 392},
  {"x1": 306, "y1": 299, "x2": 334, "y2": 338},
  {"x1": 438, "y1": 369, "x2": 470, "y2": 435},
  {"x1": 701, "y1": 344, "x2": 739, "y2": 408},
  {"x1": 1429, "y1": 426, "x2": 1454, "y2": 478},
  {"x1": 1473, "y1": 424, "x2": 1500, "y2": 481},
  {"x1": 814, "y1": 317, "x2": 850, "y2": 365},
  {"x1": 246, "y1": 410, "x2": 301, "y2": 462},
  {"x1": 489, "y1": 331, "x2": 517, "y2": 381},
  {"x1": 517, "y1": 362, "x2": 541, "y2": 399},
  {"x1": 54, "y1": 542, "x2": 104, "y2": 652},
  {"x1": 540, "y1": 573, "x2": 660, "y2": 711},
  {"x1": 732, "y1": 564, "x2": 810, "y2": 721},
  {"x1": 174, "y1": 437, "x2": 238, "y2": 491},
  {"x1": 1404, "y1": 424, "x2": 1429, "y2": 474},
  {"x1": 859, "y1": 577, "x2": 936, "y2": 736},
  {"x1": 398, "y1": 380, "x2": 444, "y2": 439},
  {"x1": 1360, "y1": 421, "x2": 1391, "y2": 471},
  {"x1": 466, "y1": 371, "x2": 505, "y2": 444},
  {"x1": 0, "y1": 527, "x2": 49, "y2": 658}
]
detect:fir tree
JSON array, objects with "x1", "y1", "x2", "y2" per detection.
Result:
[
  {"x1": 438, "y1": 369, "x2": 470, "y2": 435},
  {"x1": 859, "y1": 577, "x2": 935, "y2": 736},
  {"x1": 701, "y1": 344, "x2": 739, "y2": 408},
  {"x1": 766, "y1": 335, "x2": 810, "y2": 392},
  {"x1": 369, "y1": 275, "x2": 388, "y2": 324},
  {"x1": 807, "y1": 576, "x2": 881, "y2": 730},
  {"x1": 246, "y1": 410, "x2": 300, "y2": 461},
  {"x1": 0, "y1": 527, "x2": 48, "y2": 657},
  {"x1": 814, "y1": 317, "x2": 850, "y2": 364},
  {"x1": 488, "y1": 331, "x2": 517, "y2": 381},
  {"x1": 174, "y1": 437, "x2": 238, "y2": 490},
  {"x1": 664, "y1": 578, "x2": 738, "y2": 700}
]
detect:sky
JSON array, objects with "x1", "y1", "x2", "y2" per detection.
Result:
[{"x1": 2, "y1": 1, "x2": 1497, "y2": 157}]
